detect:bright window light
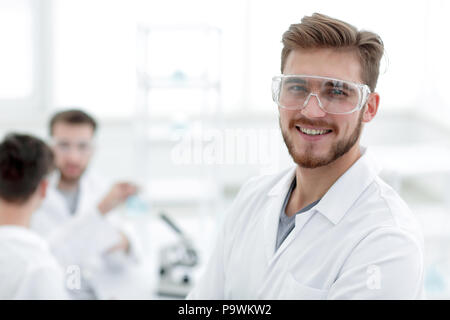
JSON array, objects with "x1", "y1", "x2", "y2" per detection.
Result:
[
  {"x1": 0, "y1": 0, "x2": 33, "y2": 99},
  {"x1": 51, "y1": 0, "x2": 448, "y2": 119}
]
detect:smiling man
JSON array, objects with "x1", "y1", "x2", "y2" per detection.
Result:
[{"x1": 188, "y1": 13, "x2": 424, "y2": 299}]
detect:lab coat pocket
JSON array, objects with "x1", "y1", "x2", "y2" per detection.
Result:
[{"x1": 280, "y1": 273, "x2": 328, "y2": 300}]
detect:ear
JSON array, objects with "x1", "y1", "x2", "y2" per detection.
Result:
[
  {"x1": 362, "y1": 93, "x2": 380, "y2": 123},
  {"x1": 38, "y1": 179, "x2": 49, "y2": 199}
]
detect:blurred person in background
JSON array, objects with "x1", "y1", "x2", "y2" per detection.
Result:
[
  {"x1": 31, "y1": 109, "x2": 142, "y2": 299},
  {"x1": 0, "y1": 133, "x2": 68, "y2": 299}
]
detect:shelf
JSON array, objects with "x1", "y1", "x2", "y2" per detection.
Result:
[{"x1": 137, "y1": 75, "x2": 220, "y2": 90}]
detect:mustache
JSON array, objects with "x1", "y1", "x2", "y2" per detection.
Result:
[{"x1": 288, "y1": 116, "x2": 338, "y2": 132}]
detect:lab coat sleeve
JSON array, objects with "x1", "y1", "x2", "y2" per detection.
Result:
[
  {"x1": 186, "y1": 223, "x2": 226, "y2": 300},
  {"x1": 327, "y1": 226, "x2": 424, "y2": 299},
  {"x1": 14, "y1": 264, "x2": 69, "y2": 300},
  {"x1": 46, "y1": 208, "x2": 123, "y2": 268},
  {"x1": 104, "y1": 214, "x2": 143, "y2": 266}
]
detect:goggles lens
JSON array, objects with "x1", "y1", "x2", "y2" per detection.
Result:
[
  {"x1": 272, "y1": 75, "x2": 370, "y2": 114},
  {"x1": 52, "y1": 139, "x2": 93, "y2": 154}
]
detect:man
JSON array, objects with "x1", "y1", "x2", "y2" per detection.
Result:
[
  {"x1": 0, "y1": 133, "x2": 68, "y2": 299},
  {"x1": 188, "y1": 13, "x2": 424, "y2": 299},
  {"x1": 31, "y1": 109, "x2": 141, "y2": 299}
]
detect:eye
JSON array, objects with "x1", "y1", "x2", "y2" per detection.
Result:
[
  {"x1": 57, "y1": 142, "x2": 70, "y2": 149},
  {"x1": 78, "y1": 143, "x2": 92, "y2": 152},
  {"x1": 287, "y1": 84, "x2": 308, "y2": 94},
  {"x1": 323, "y1": 87, "x2": 350, "y2": 99},
  {"x1": 331, "y1": 88, "x2": 347, "y2": 96}
]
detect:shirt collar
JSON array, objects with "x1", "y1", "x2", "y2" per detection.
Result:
[{"x1": 267, "y1": 146, "x2": 382, "y2": 225}]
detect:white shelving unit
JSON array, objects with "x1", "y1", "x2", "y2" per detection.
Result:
[{"x1": 134, "y1": 24, "x2": 223, "y2": 215}]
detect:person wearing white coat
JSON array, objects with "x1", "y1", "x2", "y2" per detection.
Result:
[
  {"x1": 30, "y1": 109, "x2": 142, "y2": 299},
  {"x1": 188, "y1": 13, "x2": 424, "y2": 300},
  {"x1": 31, "y1": 170, "x2": 143, "y2": 299},
  {"x1": 0, "y1": 133, "x2": 68, "y2": 300}
]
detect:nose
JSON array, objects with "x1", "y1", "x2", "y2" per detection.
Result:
[
  {"x1": 66, "y1": 148, "x2": 83, "y2": 162},
  {"x1": 301, "y1": 93, "x2": 327, "y2": 118}
]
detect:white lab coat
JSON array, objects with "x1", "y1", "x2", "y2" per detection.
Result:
[
  {"x1": 188, "y1": 147, "x2": 425, "y2": 299},
  {"x1": 0, "y1": 226, "x2": 68, "y2": 299},
  {"x1": 30, "y1": 171, "x2": 142, "y2": 299}
]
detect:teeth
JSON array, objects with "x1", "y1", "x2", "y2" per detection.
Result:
[{"x1": 297, "y1": 126, "x2": 329, "y2": 135}]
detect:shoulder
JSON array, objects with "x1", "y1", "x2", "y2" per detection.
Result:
[
  {"x1": 15, "y1": 258, "x2": 67, "y2": 299},
  {"x1": 235, "y1": 167, "x2": 294, "y2": 200},
  {"x1": 80, "y1": 171, "x2": 110, "y2": 195},
  {"x1": 347, "y1": 175, "x2": 424, "y2": 248},
  {"x1": 82, "y1": 170, "x2": 108, "y2": 187},
  {"x1": 0, "y1": 229, "x2": 61, "y2": 274},
  {"x1": 222, "y1": 167, "x2": 294, "y2": 225}
]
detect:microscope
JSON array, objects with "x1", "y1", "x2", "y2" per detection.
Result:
[{"x1": 157, "y1": 212, "x2": 199, "y2": 298}]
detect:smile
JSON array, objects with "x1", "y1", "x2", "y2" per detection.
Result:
[{"x1": 295, "y1": 125, "x2": 332, "y2": 136}]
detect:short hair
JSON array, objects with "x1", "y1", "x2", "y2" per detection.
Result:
[
  {"x1": 281, "y1": 13, "x2": 384, "y2": 92},
  {"x1": 0, "y1": 133, "x2": 55, "y2": 204},
  {"x1": 49, "y1": 109, "x2": 97, "y2": 136}
]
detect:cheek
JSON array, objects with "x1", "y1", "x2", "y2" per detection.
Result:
[
  {"x1": 334, "y1": 114, "x2": 359, "y2": 136},
  {"x1": 279, "y1": 109, "x2": 294, "y2": 127},
  {"x1": 80, "y1": 153, "x2": 93, "y2": 164},
  {"x1": 54, "y1": 152, "x2": 66, "y2": 164}
]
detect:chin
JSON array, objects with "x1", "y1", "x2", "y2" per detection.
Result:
[
  {"x1": 61, "y1": 172, "x2": 83, "y2": 183},
  {"x1": 291, "y1": 146, "x2": 336, "y2": 168},
  {"x1": 295, "y1": 156, "x2": 333, "y2": 169}
]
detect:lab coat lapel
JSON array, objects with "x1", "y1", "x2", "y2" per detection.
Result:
[
  {"x1": 263, "y1": 167, "x2": 296, "y2": 264},
  {"x1": 47, "y1": 171, "x2": 72, "y2": 219},
  {"x1": 76, "y1": 174, "x2": 97, "y2": 217},
  {"x1": 271, "y1": 209, "x2": 315, "y2": 261},
  {"x1": 75, "y1": 173, "x2": 110, "y2": 217}
]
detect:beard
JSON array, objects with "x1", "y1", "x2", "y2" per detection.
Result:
[
  {"x1": 280, "y1": 111, "x2": 363, "y2": 169},
  {"x1": 59, "y1": 165, "x2": 87, "y2": 185}
]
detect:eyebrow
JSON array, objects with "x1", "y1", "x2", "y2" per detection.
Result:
[
  {"x1": 324, "y1": 81, "x2": 356, "y2": 93},
  {"x1": 283, "y1": 78, "x2": 307, "y2": 85},
  {"x1": 54, "y1": 140, "x2": 91, "y2": 144}
]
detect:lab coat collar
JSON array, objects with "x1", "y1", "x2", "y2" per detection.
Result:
[
  {"x1": 267, "y1": 146, "x2": 382, "y2": 225},
  {"x1": 0, "y1": 225, "x2": 49, "y2": 250},
  {"x1": 316, "y1": 147, "x2": 382, "y2": 225},
  {"x1": 47, "y1": 170, "x2": 61, "y2": 188},
  {"x1": 47, "y1": 169, "x2": 92, "y2": 190},
  {"x1": 267, "y1": 167, "x2": 297, "y2": 197},
  {"x1": 46, "y1": 169, "x2": 95, "y2": 219}
]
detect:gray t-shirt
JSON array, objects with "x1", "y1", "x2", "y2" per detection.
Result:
[
  {"x1": 57, "y1": 186, "x2": 80, "y2": 215},
  {"x1": 275, "y1": 178, "x2": 320, "y2": 251}
]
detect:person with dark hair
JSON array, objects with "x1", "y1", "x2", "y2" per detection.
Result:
[
  {"x1": 0, "y1": 133, "x2": 68, "y2": 299},
  {"x1": 188, "y1": 13, "x2": 423, "y2": 299},
  {"x1": 30, "y1": 109, "x2": 142, "y2": 299}
]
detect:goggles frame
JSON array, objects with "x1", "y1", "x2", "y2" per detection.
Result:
[{"x1": 272, "y1": 74, "x2": 371, "y2": 115}]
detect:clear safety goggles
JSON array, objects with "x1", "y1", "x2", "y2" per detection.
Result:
[
  {"x1": 272, "y1": 74, "x2": 371, "y2": 115},
  {"x1": 50, "y1": 139, "x2": 94, "y2": 155}
]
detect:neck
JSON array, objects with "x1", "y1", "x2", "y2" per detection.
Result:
[
  {"x1": 293, "y1": 144, "x2": 362, "y2": 209},
  {"x1": 0, "y1": 200, "x2": 35, "y2": 228},
  {"x1": 58, "y1": 177, "x2": 80, "y2": 192}
]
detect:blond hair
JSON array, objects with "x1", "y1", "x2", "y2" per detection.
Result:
[{"x1": 281, "y1": 13, "x2": 384, "y2": 92}]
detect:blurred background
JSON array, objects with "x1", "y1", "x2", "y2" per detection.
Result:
[{"x1": 1, "y1": 0, "x2": 450, "y2": 299}]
